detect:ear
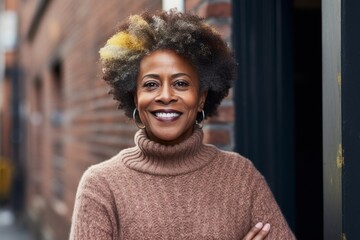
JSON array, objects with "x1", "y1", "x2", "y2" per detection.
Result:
[{"x1": 198, "y1": 91, "x2": 208, "y2": 111}]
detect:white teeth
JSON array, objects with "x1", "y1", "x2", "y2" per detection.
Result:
[{"x1": 155, "y1": 112, "x2": 180, "y2": 118}]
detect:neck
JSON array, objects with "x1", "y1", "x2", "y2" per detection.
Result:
[
  {"x1": 144, "y1": 127, "x2": 194, "y2": 146},
  {"x1": 121, "y1": 127, "x2": 218, "y2": 175}
]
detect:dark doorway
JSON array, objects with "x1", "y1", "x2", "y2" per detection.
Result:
[
  {"x1": 232, "y1": 0, "x2": 323, "y2": 237},
  {"x1": 293, "y1": 0, "x2": 323, "y2": 239}
]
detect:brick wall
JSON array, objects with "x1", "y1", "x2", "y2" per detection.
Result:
[
  {"x1": 0, "y1": 71, "x2": 12, "y2": 160},
  {"x1": 186, "y1": 0, "x2": 234, "y2": 150},
  {"x1": 20, "y1": 1, "x2": 162, "y2": 238},
  {"x1": 18, "y1": 0, "x2": 234, "y2": 239},
  {"x1": 0, "y1": 0, "x2": 18, "y2": 203}
]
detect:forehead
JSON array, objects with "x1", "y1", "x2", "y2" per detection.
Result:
[{"x1": 139, "y1": 50, "x2": 197, "y2": 75}]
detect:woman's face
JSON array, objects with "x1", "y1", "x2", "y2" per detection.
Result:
[{"x1": 135, "y1": 50, "x2": 207, "y2": 145}]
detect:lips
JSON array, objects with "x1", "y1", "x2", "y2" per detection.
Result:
[{"x1": 152, "y1": 110, "x2": 181, "y2": 121}]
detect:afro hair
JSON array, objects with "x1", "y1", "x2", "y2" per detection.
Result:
[{"x1": 99, "y1": 9, "x2": 237, "y2": 120}]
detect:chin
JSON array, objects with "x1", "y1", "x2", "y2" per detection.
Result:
[
  {"x1": 151, "y1": 130, "x2": 190, "y2": 145},
  {"x1": 158, "y1": 134, "x2": 182, "y2": 143}
]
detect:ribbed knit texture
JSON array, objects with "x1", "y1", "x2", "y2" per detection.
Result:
[{"x1": 69, "y1": 128, "x2": 296, "y2": 239}]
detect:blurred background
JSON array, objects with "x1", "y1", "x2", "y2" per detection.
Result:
[{"x1": 1, "y1": 0, "x2": 359, "y2": 240}]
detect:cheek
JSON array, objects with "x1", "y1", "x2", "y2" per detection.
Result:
[
  {"x1": 135, "y1": 94, "x2": 151, "y2": 112},
  {"x1": 185, "y1": 94, "x2": 202, "y2": 112}
]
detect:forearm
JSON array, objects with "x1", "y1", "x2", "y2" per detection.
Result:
[{"x1": 251, "y1": 176, "x2": 296, "y2": 239}]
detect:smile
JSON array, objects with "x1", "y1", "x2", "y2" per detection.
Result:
[{"x1": 153, "y1": 111, "x2": 181, "y2": 121}]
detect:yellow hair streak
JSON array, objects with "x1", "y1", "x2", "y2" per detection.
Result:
[
  {"x1": 106, "y1": 32, "x2": 145, "y2": 51},
  {"x1": 129, "y1": 15, "x2": 149, "y2": 29}
]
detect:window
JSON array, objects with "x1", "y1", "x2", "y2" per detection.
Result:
[{"x1": 162, "y1": 0, "x2": 184, "y2": 12}]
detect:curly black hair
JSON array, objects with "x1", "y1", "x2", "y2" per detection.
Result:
[{"x1": 99, "y1": 9, "x2": 237, "y2": 120}]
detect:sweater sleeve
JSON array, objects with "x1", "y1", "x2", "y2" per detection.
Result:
[
  {"x1": 69, "y1": 167, "x2": 118, "y2": 240},
  {"x1": 249, "y1": 167, "x2": 296, "y2": 239}
]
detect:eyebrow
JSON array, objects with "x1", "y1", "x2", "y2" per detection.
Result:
[
  {"x1": 141, "y1": 73, "x2": 192, "y2": 80},
  {"x1": 142, "y1": 74, "x2": 160, "y2": 80}
]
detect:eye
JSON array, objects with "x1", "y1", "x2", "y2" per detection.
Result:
[
  {"x1": 143, "y1": 81, "x2": 159, "y2": 90},
  {"x1": 174, "y1": 80, "x2": 189, "y2": 88}
]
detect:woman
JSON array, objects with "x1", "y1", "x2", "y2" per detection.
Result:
[{"x1": 70, "y1": 10, "x2": 295, "y2": 240}]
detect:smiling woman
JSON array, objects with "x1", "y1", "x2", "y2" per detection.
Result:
[
  {"x1": 135, "y1": 50, "x2": 207, "y2": 145},
  {"x1": 69, "y1": 10, "x2": 296, "y2": 240}
]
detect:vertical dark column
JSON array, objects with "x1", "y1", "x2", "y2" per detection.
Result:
[
  {"x1": 232, "y1": 0, "x2": 295, "y2": 229},
  {"x1": 10, "y1": 64, "x2": 25, "y2": 214},
  {"x1": 341, "y1": 1, "x2": 360, "y2": 239},
  {"x1": 293, "y1": 4, "x2": 323, "y2": 239}
]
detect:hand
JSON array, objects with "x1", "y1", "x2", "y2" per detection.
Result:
[{"x1": 242, "y1": 222, "x2": 270, "y2": 240}]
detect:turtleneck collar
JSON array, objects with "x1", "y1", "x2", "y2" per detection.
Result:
[{"x1": 121, "y1": 127, "x2": 218, "y2": 176}]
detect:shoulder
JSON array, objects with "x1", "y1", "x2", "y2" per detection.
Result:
[
  {"x1": 200, "y1": 145, "x2": 257, "y2": 174},
  {"x1": 215, "y1": 148, "x2": 259, "y2": 173},
  {"x1": 76, "y1": 148, "x2": 135, "y2": 196},
  {"x1": 213, "y1": 147, "x2": 249, "y2": 163},
  {"x1": 83, "y1": 147, "x2": 136, "y2": 178},
  {"x1": 206, "y1": 147, "x2": 266, "y2": 186}
]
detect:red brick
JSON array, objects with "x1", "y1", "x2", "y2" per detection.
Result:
[
  {"x1": 203, "y1": 129, "x2": 231, "y2": 146},
  {"x1": 212, "y1": 23, "x2": 231, "y2": 40},
  {"x1": 185, "y1": 0, "x2": 202, "y2": 12},
  {"x1": 197, "y1": 2, "x2": 232, "y2": 18},
  {"x1": 209, "y1": 104, "x2": 235, "y2": 123},
  {"x1": 17, "y1": 0, "x2": 163, "y2": 239}
]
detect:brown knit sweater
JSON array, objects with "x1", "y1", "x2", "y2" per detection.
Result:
[{"x1": 69, "y1": 128, "x2": 295, "y2": 239}]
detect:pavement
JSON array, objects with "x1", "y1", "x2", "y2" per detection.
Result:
[{"x1": 0, "y1": 208, "x2": 33, "y2": 240}]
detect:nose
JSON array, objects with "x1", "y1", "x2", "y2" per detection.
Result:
[{"x1": 155, "y1": 83, "x2": 177, "y2": 104}]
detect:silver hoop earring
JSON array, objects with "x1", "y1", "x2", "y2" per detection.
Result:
[
  {"x1": 133, "y1": 108, "x2": 145, "y2": 129},
  {"x1": 195, "y1": 110, "x2": 206, "y2": 129}
]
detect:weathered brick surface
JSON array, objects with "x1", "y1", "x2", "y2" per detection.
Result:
[
  {"x1": 186, "y1": 0, "x2": 235, "y2": 148},
  {"x1": 197, "y1": 1, "x2": 232, "y2": 18},
  {"x1": 17, "y1": 0, "x2": 235, "y2": 238},
  {"x1": 0, "y1": 0, "x2": 18, "y2": 204},
  {"x1": 204, "y1": 127, "x2": 233, "y2": 148},
  {"x1": 185, "y1": 0, "x2": 203, "y2": 11},
  {"x1": 0, "y1": 77, "x2": 12, "y2": 160},
  {"x1": 19, "y1": 1, "x2": 162, "y2": 238}
]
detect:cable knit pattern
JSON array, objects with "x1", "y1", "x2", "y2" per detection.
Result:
[
  {"x1": 122, "y1": 129, "x2": 218, "y2": 175},
  {"x1": 70, "y1": 128, "x2": 296, "y2": 239}
]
